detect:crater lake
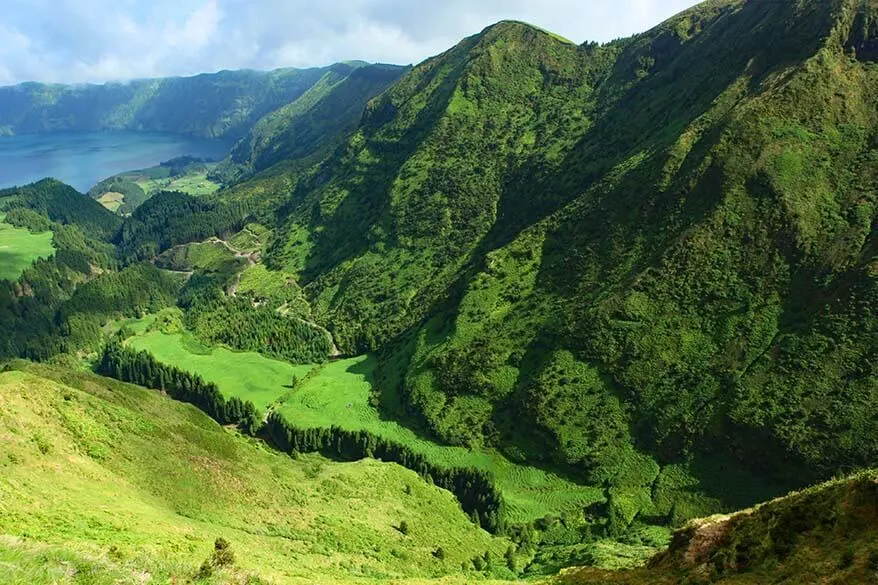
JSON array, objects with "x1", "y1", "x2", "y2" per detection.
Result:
[{"x1": 0, "y1": 132, "x2": 232, "y2": 192}]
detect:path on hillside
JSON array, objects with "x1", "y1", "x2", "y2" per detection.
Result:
[
  {"x1": 205, "y1": 236, "x2": 258, "y2": 298},
  {"x1": 210, "y1": 235, "x2": 341, "y2": 358}
]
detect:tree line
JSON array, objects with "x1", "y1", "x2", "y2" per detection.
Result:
[
  {"x1": 97, "y1": 341, "x2": 261, "y2": 435},
  {"x1": 263, "y1": 411, "x2": 507, "y2": 533},
  {"x1": 94, "y1": 339, "x2": 508, "y2": 534}
]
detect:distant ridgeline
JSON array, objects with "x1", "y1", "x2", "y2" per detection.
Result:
[
  {"x1": 0, "y1": 61, "x2": 408, "y2": 180},
  {"x1": 0, "y1": 65, "x2": 333, "y2": 140}
]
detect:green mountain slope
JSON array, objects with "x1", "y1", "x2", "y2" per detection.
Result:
[
  {"x1": 264, "y1": 20, "x2": 600, "y2": 347},
  {"x1": 558, "y1": 470, "x2": 878, "y2": 585},
  {"x1": 0, "y1": 361, "x2": 513, "y2": 584},
  {"x1": 0, "y1": 1, "x2": 875, "y2": 581},
  {"x1": 0, "y1": 67, "x2": 334, "y2": 139},
  {"x1": 0, "y1": 179, "x2": 121, "y2": 239},
  {"x1": 221, "y1": 62, "x2": 409, "y2": 180},
  {"x1": 235, "y1": 0, "x2": 878, "y2": 531}
]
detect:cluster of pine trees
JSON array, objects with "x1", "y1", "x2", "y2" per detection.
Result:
[
  {"x1": 1, "y1": 178, "x2": 121, "y2": 239},
  {"x1": 98, "y1": 341, "x2": 261, "y2": 434},
  {"x1": 183, "y1": 289, "x2": 333, "y2": 364},
  {"x1": 117, "y1": 191, "x2": 249, "y2": 262},
  {"x1": 263, "y1": 411, "x2": 506, "y2": 533}
]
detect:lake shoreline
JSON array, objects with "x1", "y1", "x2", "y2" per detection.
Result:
[{"x1": 0, "y1": 131, "x2": 232, "y2": 193}]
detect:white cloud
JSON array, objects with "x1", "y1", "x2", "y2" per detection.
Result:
[{"x1": 0, "y1": 0, "x2": 701, "y2": 85}]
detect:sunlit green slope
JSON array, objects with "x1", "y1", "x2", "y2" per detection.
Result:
[{"x1": 0, "y1": 361, "x2": 515, "y2": 584}]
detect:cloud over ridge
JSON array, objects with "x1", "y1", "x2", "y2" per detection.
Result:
[{"x1": 1, "y1": 0, "x2": 699, "y2": 85}]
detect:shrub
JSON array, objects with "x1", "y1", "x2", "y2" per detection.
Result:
[
  {"x1": 213, "y1": 538, "x2": 235, "y2": 567},
  {"x1": 839, "y1": 545, "x2": 855, "y2": 569}
]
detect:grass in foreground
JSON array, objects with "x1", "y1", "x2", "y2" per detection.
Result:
[
  {"x1": 0, "y1": 219, "x2": 54, "y2": 281},
  {"x1": 0, "y1": 362, "x2": 514, "y2": 584}
]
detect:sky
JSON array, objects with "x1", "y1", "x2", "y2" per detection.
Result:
[{"x1": 0, "y1": 0, "x2": 701, "y2": 86}]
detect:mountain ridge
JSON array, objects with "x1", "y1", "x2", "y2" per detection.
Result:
[
  {"x1": 0, "y1": 1, "x2": 875, "y2": 582},
  {"x1": 228, "y1": 0, "x2": 878, "y2": 532},
  {"x1": 0, "y1": 64, "x2": 374, "y2": 140}
]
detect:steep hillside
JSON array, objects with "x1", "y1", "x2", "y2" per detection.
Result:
[
  {"x1": 558, "y1": 470, "x2": 878, "y2": 585},
  {"x1": 264, "y1": 20, "x2": 601, "y2": 348},
  {"x1": 221, "y1": 62, "x2": 409, "y2": 180},
  {"x1": 0, "y1": 66, "x2": 333, "y2": 139},
  {"x1": 0, "y1": 179, "x2": 121, "y2": 238},
  {"x1": 237, "y1": 0, "x2": 878, "y2": 532},
  {"x1": 0, "y1": 1, "x2": 875, "y2": 580},
  {"x1": 0, "y1": 361, "x2": 515, "y2": 584}
]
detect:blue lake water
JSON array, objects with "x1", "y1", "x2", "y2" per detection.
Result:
[{"x1": 0, "y1": 132, "x2": 232, "y2": 193}]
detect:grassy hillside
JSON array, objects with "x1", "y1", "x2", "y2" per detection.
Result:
[
  {"x1": 1, "y1": 356, "x2": 872, "y2": 584},
  {"x1": 127, "y1": 327, "x2": 313, "y2": 409},
  {"x1": 558, "y1": 470, "x2": 878, "y2": 585},
  {"x1": 0, "y1": 215, "x2": 54, "y2": 281},
  {"x1": 122, "y1": 325, "x2": 608, "y2": 528},
  {"x1": 0, "y1": 1, "x2": 874, "y2": 582},
  {"x1": 0, "y1": 361, "x2": 516, "y2": 583}
]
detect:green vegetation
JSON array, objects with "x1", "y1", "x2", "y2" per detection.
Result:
[
  {"x1": 127, "y1": 327, "x2": 314, "y2": 409},
  {"x1": 216, "y1": 0, "x2": 876, "y2": 539},
  {"x1": 1, "y1": 179, "x2": 121, "y2": 239},
  {"x1": 0, "y1": 1, "x2": 876, "y2": 582},
  {"x1": 90, "y1": 157, "x2": 223, "y2": 214},
  {"x1": 98, "y1": 340, "x2": 262, "y2": 434},
  {"x1": 0, "y1": 181, "x2": 182, "y2": 361},
  {"x1": 0, "y1": 216, "x2": 54, "y2": 281},
  {"x1": 116, "y1": 191, "x2": 248, "y2": 262},
  {"x1": 0, "y1": 68, "x2": 339, "y2": 140},
  {"x1": 559, "y1": 470, "x2": 878, "y2": 585},
  {"x1": 182, "y1": 289, "x2": 334, "y2": 363},
  {"x1": 275, "y1": 357, "x2": 607, "y2": 528},
  {"x1": 119, "y1": 324, "x2": 611, "y2": 527},
  {"x1": 0, "y1": 362, "x2": 515, "y2": 583},
  {"x1": 155, "y1": 240, "x2": 248, "y2": 287},
  {"x1": 221, "y1": 63, "x2": 408, "y2": 180}
]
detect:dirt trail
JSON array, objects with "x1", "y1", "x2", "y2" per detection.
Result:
[{"x1": 205, "y1": 237, "x2": 259, "y2": 297}]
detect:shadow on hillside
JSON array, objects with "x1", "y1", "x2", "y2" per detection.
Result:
[{"x1": 0, "y1": 249, "x2": 42, "y2": 281}]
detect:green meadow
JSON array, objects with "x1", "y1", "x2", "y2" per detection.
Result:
[
  {"x1": 122, "y1": 322, "x2": 604, "y2": 527},
  {"x1": 0, "y1": 217, "x2": 54, "y2": 281},
  {"x1": 127, "y1": 330, "x2": 314, "y2": 409}
]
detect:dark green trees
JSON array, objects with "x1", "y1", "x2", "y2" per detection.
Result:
[
  {"x1": 97, "y1": 341, "x2": 261, "y2": 435},
  {"x1": 263, "y1": 411, "x2": 506, "y2": 534}
]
